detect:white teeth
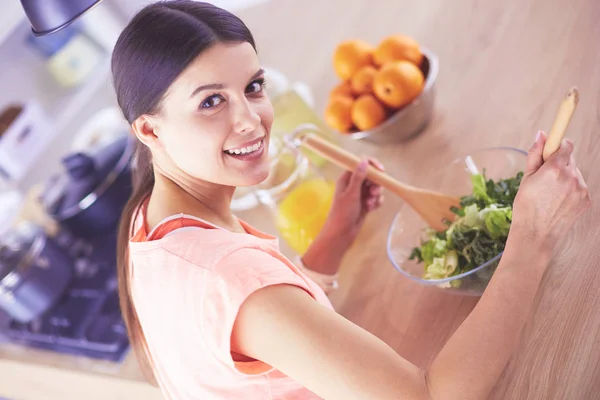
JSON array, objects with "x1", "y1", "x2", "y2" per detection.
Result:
[{"x1": 225, "y1": 139, "x2": 263, "y2": 155}]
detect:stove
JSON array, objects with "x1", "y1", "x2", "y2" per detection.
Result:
[{"x1": 0, "y1": 230, "x2": 129, "y2": 362}]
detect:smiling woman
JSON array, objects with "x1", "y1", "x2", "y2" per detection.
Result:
[
  {"x1": 129, "y1": 41, "x2": 273, "y2": 192},
  {"x1": 111, "y1": 1, "x2": 590, "y2": 400},
  {"x1": 112, "y1": 1, "x2": 383, "y2": 398}
]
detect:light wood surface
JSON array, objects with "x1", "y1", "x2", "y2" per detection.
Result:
[
  {"x1": 235, "y1": 0, "x2": 600, "y2": 399},
  {"x1": 0, "y1": 357, "x2": 162, "y2": 400}
]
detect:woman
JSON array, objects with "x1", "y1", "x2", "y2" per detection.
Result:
[{"x1": 114, "y1": 1, "x2": 591, "y2": 399}]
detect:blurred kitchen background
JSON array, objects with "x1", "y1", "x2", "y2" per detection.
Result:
[
  {"x1": 0, "y1": 1, "x2": 319, "y2": 399},
  {"x1": 0, "y1": 0, "x2": 275, "y2": 189}
]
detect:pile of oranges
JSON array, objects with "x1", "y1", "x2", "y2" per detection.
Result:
[{"x1": 325, "y1": 34, "x2": 426, "y2": 133}]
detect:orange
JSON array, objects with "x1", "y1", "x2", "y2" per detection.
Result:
[
  {"x1": 373, "y1": 60, "x2": 424, "y2": 108},
  {"x1": 350, "y1": 65, "x2": 377, "y2": 95},
  {"x1": 351, "y1": 94, "x2": 387, "y2": 131},
  {"x1": 374, "y1": 34, "x2": 423, "y2": 67},
  {"x1": 329, "y1": 81, "x2": 354, "y2": 100},
  {"x1": 332, "y1": 40, "x2": 374, "y2": 81},
  {"x1": 324, "y1": 96, "x2": 354, "y2": 133}
]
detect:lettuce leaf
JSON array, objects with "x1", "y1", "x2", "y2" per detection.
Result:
[
  {"x1": 423, "y1": 250, "x2": 459, "y2": 280},
  {"x1": 472, "y1": 174, "x2": 493, "y2": 205},
  {"x1": 463, "y1": 204, "x2": 484, "y2": 228},
  {"x1": 480, "y1": 205, "x2": 512, "y2": 239},
  {"x1": 420, "y1": 237, "x2": 448, "y2": 265},
  {"x1": 410, "y1": 171, "x2": 523, "y2": 282},
  {"x1": 485, "y1": 171, "x2": 523, "y2": 206}
]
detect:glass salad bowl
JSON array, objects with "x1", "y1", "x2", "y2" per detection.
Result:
[{"x1": 386, "y1": 147, "x2": 528, "y2": 296}]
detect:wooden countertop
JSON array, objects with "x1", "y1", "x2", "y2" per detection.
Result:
[
  {"x1": 0, "y1": 343, "x2": 163, "y2": 399},
  {"x1": 236, "y1": 0, "x2": 600, "y2": 399},
  {"x1": 2, "y1": 0, "x2": 599, "y2": 399}
]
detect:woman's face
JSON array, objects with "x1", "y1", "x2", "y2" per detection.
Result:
[{"x1": 142, "y1": 41, "x2": 274, "y2": 187}]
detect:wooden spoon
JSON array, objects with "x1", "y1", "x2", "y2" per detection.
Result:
[
  {"x1": 291, "y1": 125, "x2": 460, "y2": 231},
  {"x1": 543, "y1": 87, "x2": 579, "y2": 161}
]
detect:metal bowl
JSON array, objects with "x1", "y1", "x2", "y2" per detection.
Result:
[{"x1": 348, "y1": 48, "x2": 439, "y2": 145}]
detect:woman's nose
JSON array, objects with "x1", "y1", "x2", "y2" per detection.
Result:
[{"x1": 232, "y1": 98, "x2": 261, "y2": 134}]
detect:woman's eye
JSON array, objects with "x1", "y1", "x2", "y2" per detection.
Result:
[
  {"x1": 246, "y1": 78, "x2": 266, "y2": 94},
  {"x1": 200, "y1": 94, "x2": 224, "y2": 109}
]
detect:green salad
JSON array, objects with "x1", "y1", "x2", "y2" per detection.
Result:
[{"x1": 410, "y1": 171, "x2": 524, "y2": 283}]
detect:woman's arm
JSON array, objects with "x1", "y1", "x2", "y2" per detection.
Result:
[
  {"x1": 233, "y1": 135, "x2": 590, "y2": 399},
  {"x1": 232, "y1": 232, "x2": 555, "y2": 400},
  {"x1": 426, "y1": 226, "x2": 551, "y2": 399},
  {"x1": 233, "y1": 284, "x2": 430, "y2": 400}
]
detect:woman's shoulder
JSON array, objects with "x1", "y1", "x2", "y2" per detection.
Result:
[
  {"x1": 128, "y1": 200, "x2": 281, "y2": 269},
  {"x1": 130, "y1": 223, "x2": 271, "y2": 269}
]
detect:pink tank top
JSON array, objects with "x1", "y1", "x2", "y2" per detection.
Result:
[{"x1": 128, "y1": 202, "x2": 331, "y2": 399}]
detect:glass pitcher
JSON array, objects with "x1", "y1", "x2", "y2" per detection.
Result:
[{"x1": 254, "y1": 133, "x2": 336, "y2": 256}]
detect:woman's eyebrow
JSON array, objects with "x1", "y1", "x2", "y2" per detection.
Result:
[
  {"x1": 250, "y1": 68, "x2": 265, "y2": 81},
  {"x1": 190, "y1": 83, "x2": 224, "y2": 98},
  {"x1": 189, "y1": 68, "x2": 265, "y2": 99}
]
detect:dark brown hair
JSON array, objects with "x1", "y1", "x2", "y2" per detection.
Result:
[{"x1": 112, "y1": 0, "x2": 256, "y2": 385}]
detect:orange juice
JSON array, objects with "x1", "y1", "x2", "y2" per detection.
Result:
[{"x1": 275, "y1": 178, "x2": 335, "y2": 255}]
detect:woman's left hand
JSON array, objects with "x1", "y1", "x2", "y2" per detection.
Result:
[
  {"x1": 325, "y1": 158, "x2": 385, "y2": 243},
  {"x1": 301, "y1": 158, "x2": 384, "y2": 275}
]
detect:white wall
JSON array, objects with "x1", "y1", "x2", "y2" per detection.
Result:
[{"x1": 109, "y1": 0, "x2": 273, "y2": 19}]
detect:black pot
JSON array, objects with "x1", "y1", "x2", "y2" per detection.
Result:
[
  {"x1": 44, "y1": 135, "x2": 134, "y2": 238},
  {"x1": 0, "y1": 222, "x2": 73, "y2": 323}
]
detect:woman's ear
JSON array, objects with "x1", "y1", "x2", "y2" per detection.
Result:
[{"x1": 131, "y1": 115, "x2": 164, "y2": 150}]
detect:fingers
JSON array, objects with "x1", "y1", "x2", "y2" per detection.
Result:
[
  {"x1": 346, "y1": 159, "x2": 369, "y2": 194},
  {"x1": 337, "y1": 157, "x2": 385, "y2": 208},
  {"x1": 363, "y1": 180, "x2": 384, "y2": 210},
  {"x1": 367, "y1": 183, "x2": 381, "y2": 197},
  {"x1": 525, "y1": 131, "x2": 547, "y2": 176},
  {"x1": 367, "y1": 157, "x2": 385, "y2": 172},
  {"x1": 574, "y1": 167, "x2": 588, "y2": 190},
  {"x1": 335, "y1": 171, "x2": 353, "y2": 193},
  {"x1": 364, "y1": 191, "x2": 383, "y2": 210},
  {"x1": 366, "y1": 197, "x2": 378, "y2": 210},
  {"x1": 548, "y1": 138, "x2": 574, "y2": 166},
  {"x1": 363, "y1": 158, "x2": 384, "y2": 209}
]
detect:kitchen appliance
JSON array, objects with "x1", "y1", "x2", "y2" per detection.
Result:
[
  {"x1": 0, "y1": 101, "x2": 56, "y2": 181},
  {"x1": 26, "y1": 23, "x2": 105, "y2": 88},
  {"x1": 20, "y1": 0, "x2": 104, "y2": 37},
  {"x1": 43, "y1": 135, "x2": 134, "y2": 238},
  {"x1": 0, "y1": 222, "x2": 73, "y2": 323},
  {"x1": 1, "y1": 228, "x2": 129, "y2": 362},
  {"x1": 0, "y1": 135, "x2": 133, "y2": 361}
]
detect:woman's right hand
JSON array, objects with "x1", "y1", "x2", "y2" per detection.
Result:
[{"x1": 511, "y1": 131, "x2": 592, "y2": 252}]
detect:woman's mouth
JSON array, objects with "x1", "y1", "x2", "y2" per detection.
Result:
[{"x1": 223, "y1": 138, "x2": 265, "y2": 161}]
